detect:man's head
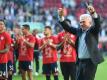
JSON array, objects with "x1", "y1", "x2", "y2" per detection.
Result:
[
  {"x1": 32, "y1": 29, "x2": 38, "y2": 36},
  {"x1": 13, "y1": 24, "x2": 21, "y2": 35},
  {"x1": 22, "y1": 24, "x2": 30, "y2": 35},
  {"x1": 79, "y1": 14, "x2": 92, "y2": 30},
  {"x1": 44, "y1": 26, "x2": 52, "y2": 37},
  {"x1": 0, "y1": 20, "x2": 5, "y2": 33}
]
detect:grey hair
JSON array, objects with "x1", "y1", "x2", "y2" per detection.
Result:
[{"x1": 79, "y1": 14, "x2": 92, "y2": 23}]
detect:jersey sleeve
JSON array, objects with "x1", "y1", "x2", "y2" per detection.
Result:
[
  {"x1": 29, "y1": 36, "x2": 35, "y2": 43},
  {"x1": 5, "y1": 33, "x2": 11, "y2": 46}
]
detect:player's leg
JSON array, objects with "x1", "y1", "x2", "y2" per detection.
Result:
[
  {"x1": 60, "y1": 62, "x2": 69, "y2": 80},
  {"x1": 69, "y1": 62, "x2": 76, "y2": 80},
  {"x1": 13, "y1": 55, "x2": 16, "y2": 75},
  {"x1": 51, "y1": 63, "x2": 59, "y2": 80},
  {"x1": 0, "y1": 63, "x2": 8, "y2": 80},
  {"x1": 35, "y1": 52, "x2": 39, "y2": 73},
  {"x1": 13, "y1": 50, "x2": 18, "y2": 75},
  {"x1": 34, "y1": 52, "x2": 39, "y2": 75},
  {"x1": 46, "y1": 75, "x2": 51, "y2": 80},
  {"x1": 7, "y1": 61, "x2": 13, "y2": 80},
  {"x1": 21, "y1": 70, "x2": 27, "y2": 80},
  {"x1": 19, "y1": 61, "x2": 27, "y2": 80},
  {"x1": 27, "y1": 70, "x2": 33, "y2": 80},
  {"x1": 26, "y1": 61, "x2": 33, "y2": 80},
  {"x1": 42, "y1": 64, "x2": 51, "y2": 80}
]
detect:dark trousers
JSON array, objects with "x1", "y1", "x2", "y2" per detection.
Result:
[
  {"x1": 13, "y1": 50, "x2": 19, "y2": 73},
  {"x1": 76, "y1": 59, "x2": 98, "y2": 80},
  {"x1": 34, "y1": 52, "x2": 39, "y2": 72},
  {"x1": 60, "y1": 62, "x2": 76, "y2": 80}
]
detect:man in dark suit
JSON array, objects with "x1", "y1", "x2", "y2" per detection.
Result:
[{"x1": 58, "y1": 5, "x2": 104, "y2": 80}]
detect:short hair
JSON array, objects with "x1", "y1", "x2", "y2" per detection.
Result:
[
  {"x1": 22, "y1": 24, "x2": 30, "y2": 30},
  {"x1": 79, "y1": 14, "x2": 92, "y2": 22},
  {"x1": 32, "y1": 29, "x2": 38, "y2": 33},
  {"x1": 45, "y1": 26, "x2": 52, "y2": 30},
  {"x1": 33, "y1": 29, "x2": 38, "y2": 32},
  {"x1": 14, "y1": 24, "x2": 21, "y2": 29},
  {"x1": 0, "y1": 19, "x2": 5, "y2": 25}
]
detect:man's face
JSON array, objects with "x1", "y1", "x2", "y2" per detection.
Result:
[
  {"x1": 22, "y1": 27, "x2": 27, "y2": 35},
  {"x1": 32, "y1": 30, "x2": 38, "y2": 35},
  {"x1": 13, "y1": 28, "x2": 20, "y2": 35},
  {"x1": 80, "y1": 17, "x2": 91, "y2": 30},
  {"x1": 44, "y1": 28, "x2": 52, "y2": 36},
  {"x1": 0, "y1": 21, "x2": 5, "y2": 32}
]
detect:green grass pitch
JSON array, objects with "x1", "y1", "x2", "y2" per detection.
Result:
[{"x1": 13, "y1": 58, "x2": 107, "y2": 80}]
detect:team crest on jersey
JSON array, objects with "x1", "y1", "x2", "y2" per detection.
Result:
[
  {"x1": 26, "y1": 38, "x2": 29, "y2": 41},
  {"x1": 71, "y1": 35, "x2": 74, "y2": 38},
  {"x1": 0, "y1": 36, "x2": 4, "y2": 40},
  {"x1": 11, "y1": 44, "x2": 14, "y2": 47}
]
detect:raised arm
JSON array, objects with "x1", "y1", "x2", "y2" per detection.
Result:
[
  {"x1": 87, "y1": 5, "x2": 101, "y2": 34},
  {"x1": 58, "y1": 8, "x2": 78, "y2": 35},
  {"x1": 93, "y1": 15, "x2": 101, "y2": 33}
]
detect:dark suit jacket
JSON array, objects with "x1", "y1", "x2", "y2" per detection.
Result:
[{"x1": 59, "y1": 16, "x2": 104, "y2": 65}]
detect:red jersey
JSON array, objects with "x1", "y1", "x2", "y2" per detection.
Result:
[
  {"x1": 0, "y1": 32, "x2": 11, "y2": 63},
  {"x1": 40, "y1": 36, "x2": 58, "y2": 64},
  {"x1": 18, "y1": 34, "x2": 35, "y2": 61},
  {"x1": 57, "y1": 31, "x2": 77, "y2": 62},
  {"x1": 8, "y1": 38, "x2": 14, "y2": 63}
]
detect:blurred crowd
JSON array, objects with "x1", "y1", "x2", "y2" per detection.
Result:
[{"x1": 0, "y1": 0, "x2": 107, "y2": 35}]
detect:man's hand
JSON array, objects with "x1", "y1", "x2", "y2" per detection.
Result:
[
  {"x1": 63, "y1": 34, "x2": 68, "y2": 41},
  {"x1": 87, "y1": 5, "x2": 96, "y2": 14},
  {"x1": 58, "y1": 8, "x2": 65, "y2": 17},
  {"x1": 43, "y1": 40, "x2": 48, "y2": 45}
]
